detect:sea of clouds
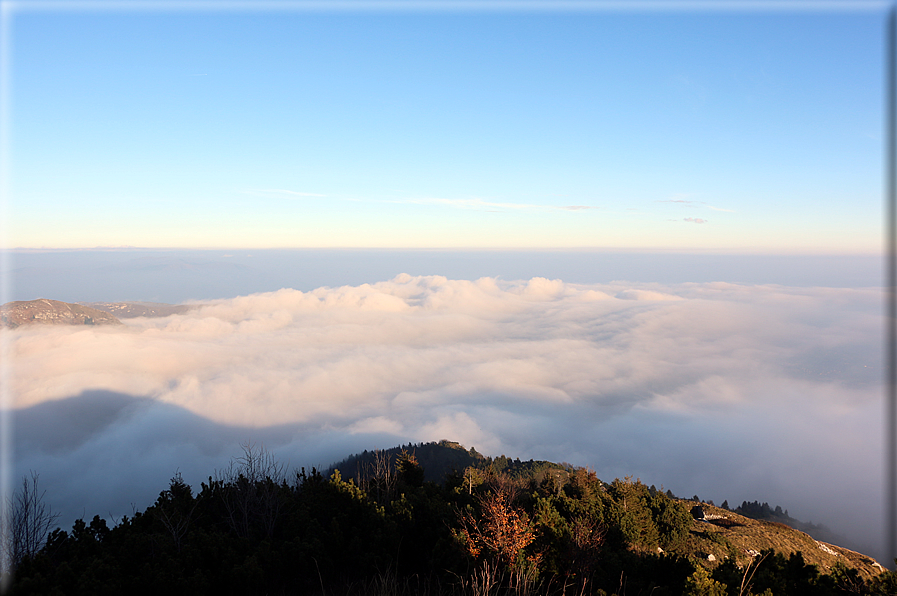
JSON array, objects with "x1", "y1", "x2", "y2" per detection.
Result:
[{"x1": 6, "y1": 274, "x2": 885, "y2": 561}]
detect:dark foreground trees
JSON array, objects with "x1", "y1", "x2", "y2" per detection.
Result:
[
  {"x1": 5, "y1": 443, "x2": 895, "y2": 595},
  {"x1": 1, "y1": 472, "x2": 60, "y2": 588}
]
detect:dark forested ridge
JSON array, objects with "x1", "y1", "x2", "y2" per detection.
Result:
[
  {"x1": 328, "y1": 440, "x2": 573, "y2": 486},
  {"x1": 2, "y1": 441, "x2": 892, "y2": 595}
]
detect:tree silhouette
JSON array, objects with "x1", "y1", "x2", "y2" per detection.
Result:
[
  {"x1": 153, "y1": 472, "x2": 199, "y2": 552},
  {"x1": 396, "y1": 449, "x2": 425, "y2": 488},
  {"x1": 213, "y1": 442, "x2": 287, "y2": 539},
  {"x1": 2, "y1": 472, "x2": 60, "y2": 578}
]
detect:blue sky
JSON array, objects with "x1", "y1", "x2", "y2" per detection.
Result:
[{"x1": 2, "y1": 2, "x2": 886, "y2": 252}]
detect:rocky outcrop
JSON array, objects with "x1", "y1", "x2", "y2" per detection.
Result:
[{"x1": 1, "y1": 299, "x2": 123, "y2": 328}]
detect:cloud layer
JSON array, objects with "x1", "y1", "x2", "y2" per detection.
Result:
[{"x1": 7, "y1": 276, "x2": 885, "y2": 560}]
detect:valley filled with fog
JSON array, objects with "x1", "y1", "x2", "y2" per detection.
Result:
[{"x1": 5, "y1": 255, "x2": 885, "y2": 563}]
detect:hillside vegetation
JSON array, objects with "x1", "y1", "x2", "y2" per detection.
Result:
[{"x1": 3, "y1": 440, "x2": 892, "y2": 595}]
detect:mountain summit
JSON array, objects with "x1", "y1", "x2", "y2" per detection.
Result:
[{"x1": 0, "y1": 299, "x2": 123, "y2": 328}]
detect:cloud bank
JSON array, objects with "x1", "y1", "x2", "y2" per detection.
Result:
[{"x1": 7, "y1": 275, "x2": 885, "y2": 561}]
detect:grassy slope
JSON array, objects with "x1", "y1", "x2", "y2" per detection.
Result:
[{"x1": 683, "y1": 502, "x2": 884, "y2": 580}]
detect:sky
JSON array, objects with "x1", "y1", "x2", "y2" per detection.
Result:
[
  {"x1": 1, "y1": 1, "x2": 886, "y2": 252},
  {"x1": 0, "y1": 0, "x2": 893, "y2": 573}
]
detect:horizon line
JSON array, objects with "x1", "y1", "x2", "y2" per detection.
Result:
[{"x1": 1, "y1": 246, "x2": 885, "y2": 257}]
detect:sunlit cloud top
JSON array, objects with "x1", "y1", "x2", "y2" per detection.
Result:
[{"x1": 8, "y1": 275, "x2": 884, "y2": 560}]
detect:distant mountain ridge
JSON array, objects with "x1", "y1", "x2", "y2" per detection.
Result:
[
  {"x1": 0, "y1": 299, "x2": 122, "y2": 328},
  {"x1": 0, "y1": 298, "x2": 200, "y2": 328},
  {"x1": 81, "y1": 301, "x2": 196, "y2": 318}
]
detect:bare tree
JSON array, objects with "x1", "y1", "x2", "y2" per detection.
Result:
[
  {"x1": 356, "y1": 449, "x2": 396, "y2": 505},
  {"x1": 214, "y1": 442, "x2": 287, "y2": 539},
  {"x1": 371, "y1": 449, "x2": 395, "y2": 505},
  {"x1": 2, "y1": 472, "x2": 60, "y2": 575}
]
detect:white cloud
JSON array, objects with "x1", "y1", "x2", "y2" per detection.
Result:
[{"x1": 7, "y1": 276, "x2": 885, "y2": 561}]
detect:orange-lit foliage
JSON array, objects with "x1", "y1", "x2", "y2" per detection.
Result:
[{"x1": 459, "y1": 481, "x2": 537, "y2": 569}]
